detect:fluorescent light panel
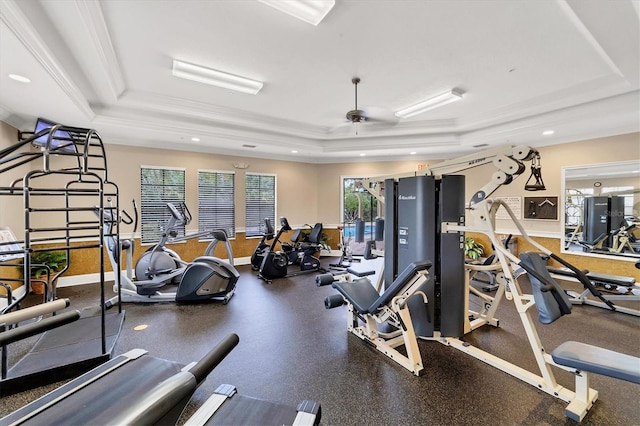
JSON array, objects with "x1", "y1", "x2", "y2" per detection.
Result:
[
  {"x1": 259, "y1": 0, "x2": 335, "y2": 26},
  {"x1": 172, "y1": 60, "x2": 263, "y2": 94},
  {"x1": 395, "y1": 89, "x2": 463, "y2": 118}
]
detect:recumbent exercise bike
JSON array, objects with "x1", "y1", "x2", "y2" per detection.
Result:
[{"x1": 258, "y1": 217, "x2": 325, "y2": 283}]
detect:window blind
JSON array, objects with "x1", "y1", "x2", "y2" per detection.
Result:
[
  {"x1": 140, "y1": 167, "x2": 186, "y2": 244},
  {"x1": 245, "y1": 173, "x2": 276, "y2": 237},
  {"x1": 198, "y1": 170, "x2": 236, "y2": 238}
]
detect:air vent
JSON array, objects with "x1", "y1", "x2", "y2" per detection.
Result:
[
  {"x1": 472, "y1": 144, "x2": 489, "y2": 148},
  {"x1": 242, "y1": 144, "x2": 256, "y2": 148}
]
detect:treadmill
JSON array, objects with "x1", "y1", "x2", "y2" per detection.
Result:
[{"x1": 0, "y1": 334, "x2": 321, "y2": 426}]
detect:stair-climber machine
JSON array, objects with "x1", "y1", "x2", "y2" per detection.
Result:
[
  {"x1": 258, "y1": 217, "x2": 325, "y2": 283},
  {"x1": 101, "y1": 201, "x2": 239, "y2": 306}
]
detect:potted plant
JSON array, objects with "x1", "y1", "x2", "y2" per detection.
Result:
[
  {"x1": 464, "y1": 237, "x2": 484, "y2": 261},
  {"x1": 17, "y1": 250, "x2": 67, "y2": 295}
]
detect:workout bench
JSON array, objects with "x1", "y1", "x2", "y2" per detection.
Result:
[
  {"x1": 325, "y1": 261, "x2": 432, "y2": 376},
  {"x1": 520, "y1": 252, "x2": 640, "y2": 422},
  {"x1": 548, "y1": 266, "x2": 640, "y2": 316}
]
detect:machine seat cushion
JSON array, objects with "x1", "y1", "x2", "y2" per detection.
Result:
[
  {"x1": 520, "y1": 252, "x2": 572, "y2": 324},
  {"x1": 333, "y1": 261, "x2": 431, "y2": 315},
  {"x1": 333, "y1": 278, "x2": 381, "y2": 315},
  {"x1": 369, "y1": 261, "x2": 431, "y2": 311},
  {"x1": 346, "y1": 268, "x2": 375, "y2": 277},
  {"x1": 552, "y1": 341, "x2": 640, "y2": 384}
]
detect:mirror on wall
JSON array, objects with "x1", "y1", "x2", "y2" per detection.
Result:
[{"x1": 562, "y1": 160, "x2": 640, "y2": 259}]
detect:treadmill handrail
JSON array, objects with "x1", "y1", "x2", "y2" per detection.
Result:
[{"x1": 0, "y1": 298, "x2": 70, "y2": 327}]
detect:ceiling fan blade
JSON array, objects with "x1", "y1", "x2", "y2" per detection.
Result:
[
  {"x1": 360, "y1": 106, "x2": 399, "y2": 125},
  {"x1": 340, "y1": 78, "x2": 397, "y2": 131}
]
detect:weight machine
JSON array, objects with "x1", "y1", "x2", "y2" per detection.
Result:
[{"x1": 329, "y1": 144, "x2": 638, "y2": 421}]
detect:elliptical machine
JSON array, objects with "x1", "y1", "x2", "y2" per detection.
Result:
[
  {"x1": 100, "y1": 201, "x2": 239, "y2": 306},
  {"x1": 258, "y1": 217, "x2": 325, "y2": 283}
]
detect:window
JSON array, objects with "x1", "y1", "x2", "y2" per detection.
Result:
[
  {"x1": 565, "y1": 188, "x2": 593, "y2": 227},
  {"x1": 341, "y1": 176, "x2": 379, "y2": 238},
  {"x1": 245, "y1": 173, "x2": 276, "y2": 237},
  {"x1": 140, "y1": 166, "x2": 186, "y2": 244},
  {"x1": 601, "y1": 186, "x2": 634, "y2": 218},
  {"x1": 198, "y1": 170, "x2": 235, "y2": 239}
]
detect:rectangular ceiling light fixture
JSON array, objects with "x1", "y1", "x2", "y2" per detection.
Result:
[
  {"x1": 395, "y1": 89, "x2": 463, "y2": 118},
  {"x1": 172, "y1": 60, "x2": 263, "y2": 94},
  {"x1": 258, "y1": 0, "x2": 335, "y2": 26}
]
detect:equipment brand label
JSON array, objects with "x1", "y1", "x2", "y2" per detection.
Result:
[{"x1": 468, "y1": 157, "x2": 486, "y2": 165}]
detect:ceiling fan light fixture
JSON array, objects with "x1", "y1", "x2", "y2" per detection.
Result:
[
  {"x1": 172, "y1": 60, "x2": 263, "y2": 94},
  {"x1": 395, "y1": 89, "x2": 463, "y2": 118},
  {"x1": 258, "y1": 0, "x2": 335, "y2": 26}
]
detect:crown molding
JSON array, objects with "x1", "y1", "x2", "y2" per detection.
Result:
[
  {"x1": 74, "y1": 0, "x2": 125, "y2": 102},
  {"x1": 0, "y1": 0, "x2": 95, "y2": 120}
]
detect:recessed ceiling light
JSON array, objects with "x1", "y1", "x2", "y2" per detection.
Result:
[
  {"x1": 191, "y1": 137, "x2": 200, "y2": 142},
  {"x1": 291, "y1": 150, "x2": 298, "y2": 153},
  {"x1": 359, "y1": 153, "x2": 366, "y2": 157},
  {"x1": 542, "y1": 130, "x2": 555, "y2": 136},
  {"x1": 410, "y1": 151, "x2": 417, "y2": 155},
  {"x1": 8, "y1": 74, "x2": 30, "y2": 83}
]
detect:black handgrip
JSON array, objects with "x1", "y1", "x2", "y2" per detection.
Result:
[
  {"x1": 0, "y1": 310, "x2": 80, "y2": 346},
  {"x1": 121, "y1": 209, "x2": 133, "y2": 225},
  {"x1": 549, "y1": 253, "x2": 615, "y2": 310},
  {"x1": 188, "y1": 333, "x2": 239, "y2": 384}
]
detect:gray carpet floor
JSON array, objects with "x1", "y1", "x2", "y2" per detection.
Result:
[{"x1": 1, "y1": 259, "x2": 639, "y2": 425}]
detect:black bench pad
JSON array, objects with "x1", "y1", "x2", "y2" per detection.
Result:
[
  {"x1": 333, "y1": 278, "x2": 380, "y2": 315},
  {"x1": 552, "y1": 341, "x2": 640, "y2": 384},
  {"x1": 549, "y1": 267, "x2": 635, "y2": 287},
  {"x1": 333, "y1": 261, "x2": 431, "y2": 315},
  {"x1": 346, "y1": 268, "x2": 375, "y2": 277}
]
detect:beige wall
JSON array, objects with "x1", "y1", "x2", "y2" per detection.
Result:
[
  {"x1": 460, "y1": 134, "x2": 640, "y2": 234},
  {"x1": 6, "y1": 123, "x2": 636, "y2": 233},
  {"x1": 0, "y1": 120, "x2": 29, "y2": 229},
  {"x1": 1, "y1": 119, "x2": 639, "y2": 278},
  {"x1": 101, "y1": 143, "x2": 322, "y2": 230}
]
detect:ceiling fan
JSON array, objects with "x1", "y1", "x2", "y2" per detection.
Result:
[
  {"x1": 346, "y1": 77, "x2": 367, "y2": 124},
  {"x1": 344, "y1": 77, "x2": 397, "y2": 134}
]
